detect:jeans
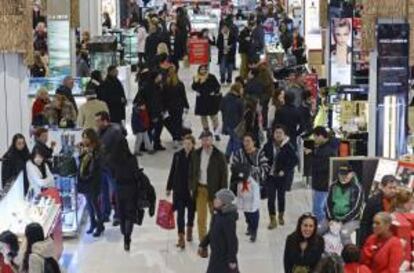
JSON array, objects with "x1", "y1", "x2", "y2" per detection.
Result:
[
  {"x1": 225, "y1": 130, "x2": 242, "y2": 158},
  {"x1": 101, "y1": 168, "x2": 119, "y2": 220},
  {"x1": 134, "y1": 131, "x2": 153, "y2": 153},
  {"x1": 175, "y1": 198, "x2": 195, "y2": 234},
  {"x1": 85, "y1": 193, "x2": 103, "y2": 228},
  {"x1": 312, "y1": 190, "x2": 328, "y2": 224},
  {"x1": 267, "y1": 176, "x2": 286, "y2": 215},
  {"x1": 319, "y1": 220, "x2": 360, "y2": 245},
  {"x1": 244, "y1": 210, "x2": 260, "y2": 236},
  {"x1": 219, "y1": 58, "x2": 233, "y2": 83}
]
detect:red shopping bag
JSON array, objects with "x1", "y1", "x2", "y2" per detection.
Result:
[{"x1": 156, "y1": 200, "x2": 175, "y2": 230}]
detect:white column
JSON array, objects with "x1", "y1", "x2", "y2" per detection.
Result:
[
  {"x1": 0, "y1": 54, "x2": 30, "y2": 155},
  {"x1": 80, "y1": 0, "x2": 102, "y2": 36}
]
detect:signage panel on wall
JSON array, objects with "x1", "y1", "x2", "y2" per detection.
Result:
[
  {"x1": 48, "y1": 17, "x2": 71, "y2": 76},
  {"x1": 304, "y1": 0, "x2": 321, "y2": 49}
]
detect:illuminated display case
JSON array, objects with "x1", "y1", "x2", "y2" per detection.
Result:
[
  {"x1": 123, "y1": 29, "x2": 138, "y2": 65},
  {"x1": 88, "y1": 36, "x2": 118, "y2": 77}
]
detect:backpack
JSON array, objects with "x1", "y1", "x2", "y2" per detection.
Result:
[{"x1": 44, "y1": 257, "x2": 61, "y2": 273}]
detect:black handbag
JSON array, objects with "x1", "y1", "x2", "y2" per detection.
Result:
[{"x1": 53, "y1": 155, "x2": 77, "y2": 177}]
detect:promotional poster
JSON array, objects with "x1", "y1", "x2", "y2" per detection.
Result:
[{"x1": 330, "y1": 17, "x2": 352, "y2": 85}]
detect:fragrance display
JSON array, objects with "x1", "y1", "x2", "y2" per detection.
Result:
[
  {"x1": 88, "y1": 36, "x2": 118, "y2": 76},
  {"x1": 28, "y1": 77, "x2": 88, "y2": 97}
]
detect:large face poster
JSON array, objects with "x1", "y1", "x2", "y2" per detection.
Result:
[
  {"x1": 330, "y1": 17, "x2": 352, "y2": 85},
  {"x1": 304, "y1": 0, "x2": 321, "y2": 49}
]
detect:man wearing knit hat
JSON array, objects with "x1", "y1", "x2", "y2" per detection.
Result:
[{"x1": 199, "y1": 189, "x2": 239, "y2": 273}]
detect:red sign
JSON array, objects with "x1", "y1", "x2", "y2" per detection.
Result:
[
  {"x1": 304, "y1": 73, "x2": 319, "y2": 99},
  {"x1": 188, "y1": 38, "x2": 209, "y2": 65}
]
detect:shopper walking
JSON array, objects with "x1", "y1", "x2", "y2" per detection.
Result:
[
  {"x1": 192, "y1": 65, "x2": 222, "y2": 141},
  {"x1": 86, "y1": 70, "x2": 104, "y2": 97},
  {"x1": 220, "y1": 82, "x2": 245, "y2": 159},
  {"x1": 176, "y1": 7, "x2": 191, "y2": 59},
  {"x1": 284, "y1": 213, "x2": 325, "y2": 273},
  {"x1": 56, "y1": 76, "x2": 78, "y2": 112},
  {"x1": 26, "y1": 147, "x2": 55, "y2": 197},
  {"x1": 342, "y1": 244, "x2": 372, "y2": 273},
  {"x1": 361, "y1": 212, "x2": 404, "y2": 273},
  {"x1": 1, "y1": 134, "x2": 30, "y2": 192},
  {"x1": 77, "y1": 89, "x2": 109, "y2": 130},
  {"x1": 109, "y1": 139, "x2": 139, "y2": 251},
  {"x1": 22, "y1": 223, "x2": 60, "y2": 273},
  {"x1": 217, "y1": 24, "x2": 237, "y2": 84},
  {"x1": 190, "y1": 130, "x2": 228, "y2": 242},
  {"x1": 198, "y1": 189, "x2": 239, "y2": 273},
  {"x1": 305, "y1": 126, "x2": 337, "y2": 223},
  {"x1": 238, "y1": 22, "x2": 253, "y2": 79},
  {"x1": 131, "y1": 97, "x2": 154, "y2": 156},
  {"x1": 78, "y1": 128, "x2": 104, "y2": 237},
  {"x1": 166, "y1": 135, "x2": 196, "y2": 249},
  {"x1": 99, "y1": 66, "x2": 127, "y2": 125},
  {"x1": 163, "y1": 66, "x2": 189, "y2": 146},
  {"x1": 168, "y1": 22, "x2": 185, "y2": 70},
  {"x1": 263, "y1": 124, "x2": 298, "y2": 229},
  {"x1": 359, "y1": 175, "x2": 398, "y2": 246}
]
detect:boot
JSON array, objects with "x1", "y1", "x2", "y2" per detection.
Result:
[
  {"x1": 124, "y1": 236, "x2": 131, "y2": 252},
  {"x1": 176, "y1": 233, "x2": 185, "y2": 249},
  {"x1": 267, "y1": 214, "x2": 277, "y2": 230},
  {"x1": 93, "y1": 223, "x2": 105, "y2": 237},
  {"x1": 86, "y1": 221, "x2": 96, "y2": 234},
  {"x1": 186, "y1": 226, "x2": 193, "y2": 242},
  {"x1": 278, "y1": 213, "x2": 285, "y2": 226}
]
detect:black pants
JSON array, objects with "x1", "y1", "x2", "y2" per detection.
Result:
[
  {"x1": 244, "y1": 210, "x2": 260, "y2": 236},
  {"x1": 175, "y1": 197, "x2": 195, "y2": 234},
  {"x1": 138, "y1": 53, "x2": 145, "y2": 65},
  {"x1": 164, "y1": 108, "x2": 184, "y2": 141},
  {"x1": 85, "y1": 192, "x2": 103, "y2": 228},
  {"x1": 260, "y1": 97, "x2": 270, "y2": 129},
  {"x1": 267, "y1": 176, "x2": 286, "y2": 215},
  {"x1": 151, "y1": 118, "x2": 164, "y2": 147},
  {"x1": 117, "y1": 188, "x2": 137, "y2": 242}
]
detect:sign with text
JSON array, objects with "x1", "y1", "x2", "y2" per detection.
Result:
[{"x1": 188, "y1": 38, "x2": 209, "y2": 65}]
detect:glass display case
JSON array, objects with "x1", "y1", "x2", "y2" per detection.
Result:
[
  {"x1": 123, "y1": 29, "x2": 138, "y2": 65},
  {"x1": 88, "y1": 36, "x2": 118, "y2": 77}
]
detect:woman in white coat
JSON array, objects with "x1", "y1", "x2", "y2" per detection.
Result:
[{"x1": 26, "y1": 148, "x2": 54, "y2": 197}]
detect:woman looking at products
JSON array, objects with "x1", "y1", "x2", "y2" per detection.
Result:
[
  {"x1": 166, "y1": 135, "x2": 196, "y2": 249},
  {"x1": 32, "y1": 88, "x2": 50, "y2": 126},
  {"x1": 1, "y1": 134, "x2": 30, "y2": 192},
  {"x1": 44, "y1": 93, "x2": 77, "y2": 128},
  {"x1": 109, "y1": 139, "x2": 139, "y2": 251},
  {"x1": 192, "y1": 64, "x2": 222, "y2": 141},
  {"x1": 284, "y1": 213, "x2": 325, "y2": 273},
  {"x1": 21, "y1": 223, "x2": 60, "y2": 273},
  {"x1": 78, "y1": 128, "x2": 104, "y2": 237},
  {"x1": 361, "y1": 212, "x2": 404, "y2": 273},
  {"x1": 26, "y1": 147, "x2": 54, "y2": 197}
]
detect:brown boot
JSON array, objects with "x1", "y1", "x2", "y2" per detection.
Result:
[
  {"x1": 268, "y1": 214, "x2": 277, "y2": 230},
  {"x1": 186, "y1": 226, "x2": 193, "y2": 242},
  {"x1": 278, "y1": 213, "x2": 285, "y2": 226},
  {"x1": 176, "y1": 233, "x2": 185, "y2": 249}
]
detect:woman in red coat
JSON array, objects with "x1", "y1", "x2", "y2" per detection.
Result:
[
  {"x1": 32, "y1": 87, "x2": 50, "y2": 126},
  {"x1": 361, "y1": 212, "x2": 404, "y2": 273}
]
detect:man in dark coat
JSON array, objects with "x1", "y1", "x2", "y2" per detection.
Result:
[
  {"x1": 358, "y1": 175, "x2": 398, "y2": 246},
  {"x1": 238, "y1": 22, "x2": 253, "y2": 79},
  {"x1": 249, "y1": 19, "x2": 265, "y2": 62},
  {"x1": 216, "y1": 24, "x2": 237, "y2": 84},
  {"x1": 56, "y1": 76, "x2": 78, "y2": 112},
  {"x1": 199, "y1": 189, "x2": 239, "y2": 273},
  {"x1": 190, "y1": 131, "x2": 228, "y2": 242},
  {"x1": 99, "y1": 66, "x2": 127, "y2": 124}
]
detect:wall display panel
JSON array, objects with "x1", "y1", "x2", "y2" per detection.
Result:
[
  {"x1": 304, "y1": 0, "x2": 322, "y2": 49},
  {"x1": 48, "y1": 19, "x2": 71, "y2": 76},
  {"x1": 329, "y1": 17, "x2": 352, "y2": 85}
]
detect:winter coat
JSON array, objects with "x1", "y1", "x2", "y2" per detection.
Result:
[
  {"x1": 137, "y1": 82, "x2": 164, "y2": 120},
  {"x1": 85, "y1": 79, "x2": 102, "y2": 96},
  {"x1": 200, "y1": 204, "x2": 239, "y2": 273},
  {"x1": 220, "y1": 92, "x2": 244, "y2": 135},
  {"x1": 98, "y1": 123, "x2": 124, "y2": 165},
  {"x1": 250, "y1": 26, "x2": 265, "y2": 58},
  {"x1": 231, "y1": 148, "x2": 270, "y2": 184},
  {"x1": 26, "y1": 160, "x2": 54, "y2": 196},
  {"x1": 245, "y1": 77, "x2": 265, "y2": 101},
  {"x1": 238, "y1": 27, "x2": 251, "y2": 54},
  {"x1": 1, "y1": 149, "x2": 29, "y2": 190},
  {"x1": 344, "y1": 263, "x2": 372, "y2": 273},
  {"x1": 192, "y1": 74, "x2": 221, "y2": 116},
  {"x1": 27, "y1": 238, "x2": 59, "y2": 273},
  {"x1": 311, "y1": 141, "x2": 338, "y2": 191},
  {"x1": 166, "y1": 149, "x2": 193, "y2": 203},
  {"x1": 56, "y1": 85, "x2": 77, "y2": 112},
  {"x1": 137, "y1": 26, "x2": 148, "y2": 53},
  {"x1": 326, "y1": 177, "x2": 363, "y2": 222},
  {"x1": 284, "y1": 233, "x2": 325, "y2": 273},
  {"x1": 30, "y1": 64, "x2": 47, "y2": 77},
  {"x1": 274, "y1": 104, "x2": 302, "y2": 141},
  {"x1": 189, "y1": 147, "x2": 228, "y2": 201},
  {"x1": 359, "y1": 192, "x2": 386, "y2": 246},
  {"x1": 78, "y1": 150, "x2": 102, "y2": 197},
  {"x1": 361, "y1": 235, "x2": 404, "y2": 273},
  {"x1": 216, "y1": 32, "x2": 237, "y2": 64},
  {"x1": 77, "y1": 99, "x2": 109, "y2": 129},
  {"x1": 163, "y1": 81, "x2": 189, "y2": 113},
  {"x1": 257, "y1": 64, "x2": 274, "y2": 101},
  {"x1": 237, "y1": 177, "x2": 260, "y2": 212},
  {"x1": 145, "y1": 31, "x2": 163, "y2": 66},
  {"x1": 32, "y1": 98, "x2": 50, "y2": 126},
  {"x1": 99, "y1": 76, "x2": 126, "y2": 123},
  {"x1": 168, "y1": 31, "x2": 186, "y2": 61},
  {"x1": 131, "y1": 105, "x2": 151, "y2": 134},
  {"x1": 44, "y1": 100, "x2": 77, "y2": 128},
  {"x1": 263, "y1": 138, "x2": 298, "y2": 181},
  {"x1": 286, "y1": 84, "x2": 305, "y2": 108}
]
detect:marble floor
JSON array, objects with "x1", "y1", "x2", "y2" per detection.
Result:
[{"x1": 62, "y1": 54, "x2": 314, "y2": 273}]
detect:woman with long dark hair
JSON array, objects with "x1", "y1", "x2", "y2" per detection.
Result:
[
  {"x1": 22, "y1": 223, "x2": 59, "y2": 273},
  {"x1": 26, "y1": 148, "x2": 54, "y2": 197},
  {"x1": 284, "y1": 213, "x2": 325, "y2": 273},
  {"x1": 109, "y1": 139, "x2": 139, "y2": 251},
  {"x1": 78, "y1": 128, "x2": 104, "y2": 237},
  {"x1": 1, "y1": 134, "x2": 30, "y2": 192}
]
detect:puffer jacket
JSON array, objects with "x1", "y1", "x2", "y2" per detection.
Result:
[
  {"x1": 326, "y1": 176, "x2": 364, "y2": 223},
  {"x1": 27, "y1": 238, "x2": 59, "y2": 273}
]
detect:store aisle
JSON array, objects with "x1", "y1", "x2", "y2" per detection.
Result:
[{"x1": 62, "y1": 56, "x2": 313, "y2": 273}]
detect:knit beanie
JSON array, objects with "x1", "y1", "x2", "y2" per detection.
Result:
[{"x1": 215, "y1": 189, "x2": 236, "y2": 206}]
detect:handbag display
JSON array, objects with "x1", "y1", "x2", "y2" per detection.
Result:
[{"x1": 156, "y1": 199, "x2": 175, "y2": 230}]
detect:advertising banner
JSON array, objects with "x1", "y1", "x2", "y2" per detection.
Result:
[
  {"x1": 329, "y1": 17, "x2": 352, "y2": 85},
  {"x1": 304, "y1": 0, "x2": 322, "y2": 49},
  {"x1": 188, "y1": 38, "x2": 209, "y2": 65}
]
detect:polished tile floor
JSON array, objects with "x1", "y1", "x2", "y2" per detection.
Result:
[{"x1": 62, "y1": 54, "x2": 314, "y2": 273}]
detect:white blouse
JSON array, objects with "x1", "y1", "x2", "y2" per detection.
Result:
[{"x1": 26, "y1": 161, "x2": 55, "y2": 196}]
